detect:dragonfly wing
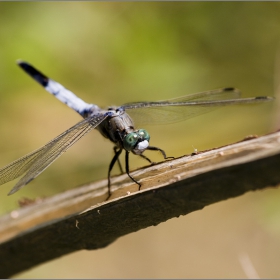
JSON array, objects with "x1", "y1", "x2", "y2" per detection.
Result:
[
  {"x1": 0, "y1": 113, "x2": 107, "y2": 195},
  {"x1": 123, "y1": 88, "x2": 272, "y2": 125}
]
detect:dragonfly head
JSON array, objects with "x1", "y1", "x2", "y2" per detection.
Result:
[{"x1": 123, "y1": 129, "x2": 150, "y2": 154}]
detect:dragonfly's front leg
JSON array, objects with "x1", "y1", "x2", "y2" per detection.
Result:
[
  {"x1": 138, "y1": 153, "x2": 156, "y2": 165},
  {"x1": 146, "y1": 146, "x2": 174, "y2": 160},
  {"x1": 125, "y1": 151, "x2": 141, "y2": 190}
]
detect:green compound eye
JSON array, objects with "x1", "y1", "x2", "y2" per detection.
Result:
[
  {"x1": 123, "y1": 132, "x2": 138, "y2": 151},
  {"x1": 138, "y1": 129, "x2": 150, "y2": 141}
]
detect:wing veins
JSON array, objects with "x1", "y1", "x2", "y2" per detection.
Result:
[
  {"x1": 0, "y1": 114, "x2": 107, "y2": 194},
  {"x1": 123, "y1": 88, "x2": 272, "y2": 125}
]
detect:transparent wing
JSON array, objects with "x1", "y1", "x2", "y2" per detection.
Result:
[
  {"x1": 123, "y1": 88, "x2": 272, "y2": 125},
  {"x1": 0, "y1": 113, "x2": 107, "y2": 195}
]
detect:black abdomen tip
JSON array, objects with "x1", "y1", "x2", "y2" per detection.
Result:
[{"x1": 17, "y1": 60, "x2": 49, "y2": 87}]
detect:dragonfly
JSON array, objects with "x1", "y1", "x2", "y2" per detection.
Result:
[{"x1": 0, "y1": 61, "x2": 274, "y2": 197}]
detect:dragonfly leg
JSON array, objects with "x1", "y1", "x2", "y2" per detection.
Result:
[
  {"x1": 146, "y1": 146, "x2": 174, "y2": 160},
  {"x1": 139, "y1": 154, "x2": 156, "y2": 165},
  {"x1": 113, "y1": 146, "x2": 124, "y2": 174},
  {"x1": 107, "y1": 148, "x2": 123, "y2": 198},
  {"x1": 125, "y1": 151, "x2": 141, "y2": 190}
]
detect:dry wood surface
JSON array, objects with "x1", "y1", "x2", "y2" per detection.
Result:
[{"x1": 1, "y1": 131, "x2": 280, "y2": 277}]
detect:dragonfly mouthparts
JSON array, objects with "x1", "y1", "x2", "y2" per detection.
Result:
[{"x1": 134, "y1": 140, "x2": 149, "y2": 154}]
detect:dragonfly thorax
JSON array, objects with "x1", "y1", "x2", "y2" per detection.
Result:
[
  {"x1": 95, "y1": 108, "x2": 148, "y2": 152},
  {"x1": 95, "y1": 108, "x2": 150, "y2": 154}
]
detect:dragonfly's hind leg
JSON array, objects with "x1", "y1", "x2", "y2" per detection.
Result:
[
  {"x1": 107, "y1": 147, "x2": 123, "y2": 199},
  {"x1": 146, "y1": 146, "x2": 174, "y2": 160},
  {"x1": 125, "y1": 151, "x2": 141, "y2": 190}
]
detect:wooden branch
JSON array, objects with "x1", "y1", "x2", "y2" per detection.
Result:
[{"x1": 1, "y1": 131, "x2": 280, "y2": 277}]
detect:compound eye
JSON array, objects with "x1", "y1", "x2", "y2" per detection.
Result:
[
  {"x1": 123, "y1": 132, "x2": 138, "y2": 151},
  {"x1": 138, "y1": 129, "x2": 150, "y2": 141}
]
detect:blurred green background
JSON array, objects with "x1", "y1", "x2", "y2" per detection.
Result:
[{"x1": 0, "y1": 2, "x2": 279, "y2": 278}]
